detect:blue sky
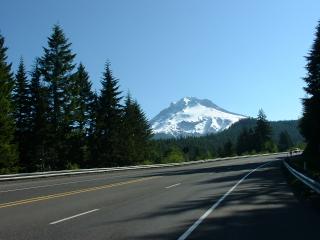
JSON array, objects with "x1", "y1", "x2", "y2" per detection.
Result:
[{"x1": 1, "y1": 0, "x2": 320, "y2": 120}]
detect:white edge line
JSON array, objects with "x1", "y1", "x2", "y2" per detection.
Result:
[
  {"x1": 177, "y1": 161, "x2": 272, "y2": 240},
  {"x1": 165, "y1": 183, "x2": 181, "y2": 189},
  {"x1": 49, "y1": 209, "x2": 99, "y2": 225}
]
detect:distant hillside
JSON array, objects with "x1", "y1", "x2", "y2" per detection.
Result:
[
  {"x1": 150, "y1": 118, "x2": 304, "y2": 163},
  {"x1": 154, "y1": 118, "x2": 304, "y2": 145},
  {"x1": 214, "y1": 118, "x2": 304, "y2": 146}
]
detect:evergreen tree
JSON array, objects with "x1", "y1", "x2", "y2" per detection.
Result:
[
  {"x1": 13, "y1": 58, "x2": 31, "y2": 171},
  {"x1": 28, "y1": 61, "x2": 50, "y2": 171},
  {"x1": 236, "y1": 127, "x2": 256, "y2": 155},
  {"x1": 39, "y1": 25, "x2": 76, "y2": 169},
  {"x1": 96, "y1": 62, "x2": 123, "y2": 167},
  {"x1": 122, "y1": 94, "x2": 153, "y2": 165},
  {"x1": 300, "y1": 22, "x2": 320, "y2": 166},
  {"x1": 67, "y1": 63, "x2": 95, "y2": 167},
  {"x1": 236, "y1": 128, "x2": 249, "y2": 155},
  {"x1": 278, "y1": 131, "x2": 293, "y2": 152},
  {"x1": 222, "y1": 139, "x2": 235, "y2": 157},
  {"x1": 87, "y1": 92, "x2": 98, "y2": 165},
  {"x1": 71, "y1": 63, "x2": 95, "y2": 134},
  {"x1": 254, "y1": 109, "x2": 272, "y2": 152},
  {"x1": 0, "y1": 34, "x2": 18, "y2": 173}
]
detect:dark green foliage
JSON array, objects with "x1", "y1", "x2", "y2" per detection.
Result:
[
  {"x1": 96, "y1": 62, "x2": 123, "y2": 167},
  {"x1": 122, "y1": 94, "x2": 153, "y2": 165},
  {"x1": 150, "y1": 136, "x2": 218, "y2": 163},
  {"x1": 13, "y1": 59, "x2": 31, "y2": 171},
  {"x1": 269, "y1": 120, "x2": 303, "y2": 145},
  {"x1": 13, "y1": 59, "x2": 30, "y2": 130},
  {"x1": 67, "y1": 63, "x2": 95, "y2": 167},
  {"x1": 0, "y1": 35, "x2": 18, "y2": 173},
  {"x1": 234, "y1": 110, "x2": 277, "y2": 153},
  {"x1": 70, "y1": 63, "x2": 95, "y2": 134},
  {"x1": 236, "y1": 128, "x2": 255, "y2": 155},
  {"x1": 300, "y1": 22, "x2": 320, "y2": 167},
  {"x1": 39, "y1": 25, "x2": 76, "y2": 170},
  {"x1": 28, "y1": 61, "x2": 49, "y2": 171},
  {"x1": 1, "y1": 25, "x2": 159, "y2": 172},
  {"x1": 278, "y1": 131, "x2": 293, "y2": 152},
  {"x1": 221, "y1": 140, "x2": 235, "y2": 157},
  {"x1": 152, "y1": 113, "x2": 303, "y2": 163},
  {"x1": 254, "y1": 109, "x2": 272, "y2": 152}
]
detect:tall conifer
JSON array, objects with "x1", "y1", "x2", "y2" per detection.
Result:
[
  {"x1": 68, "y1": 63, "x2": 95, "y2": 167},
  {"x1": 0, "y1": 34, "x2": 17, "y2": 173},
  {"x1": 300, "y1": 22, "x2": 320, "y2": 165},
  {"x1": 29, "y1": 61, "x2": 49, "y2": 171},
  {"x1": 39, "y1": 25, "x2": 76, "y2": 169},
  {"x1": 254, "y1": 109, "x2": 272, "y2": 152},
  {"x1": 13, "y1": 58, "x2": 31, "y2": 171},
  {"x1": 96, "y1": 62, "x2": 122, "y2": 167},
  {"x1": 122, "y1": 94, "x2": 152, "y2": 165}
]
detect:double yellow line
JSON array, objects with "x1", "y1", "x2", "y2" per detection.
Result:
[{"x1": 0, "y1": 176, "x2": 160, "y2": 209}]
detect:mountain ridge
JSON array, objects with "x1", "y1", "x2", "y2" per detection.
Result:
[{"x1": 150, "y1": 97, "x2": 247, "y2": 138}]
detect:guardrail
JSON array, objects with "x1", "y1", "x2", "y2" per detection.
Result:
[
  {"x1": 0, "y1": 152, "x2": 285, "y2": 182},
  {"x1": 283, "y1": 160, "x2": 320, "y2": 194}
]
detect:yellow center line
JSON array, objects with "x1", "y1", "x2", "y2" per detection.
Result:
[{"x1": 0, "y1": 176, "x2": 161, "y2": 209}]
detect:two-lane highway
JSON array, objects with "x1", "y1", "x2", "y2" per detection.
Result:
[{"x1": 0, "y1": 154, "x2": 318, "y2": 240}]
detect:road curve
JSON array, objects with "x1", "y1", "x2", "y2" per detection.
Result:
[{"x1": 0, "y1": 154, "x2": 318, "y2": 240}]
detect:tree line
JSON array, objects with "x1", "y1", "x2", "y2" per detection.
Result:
[
  {"x1": 150, "y1": 110, "x2": 300, "y2": 163},
  {"x1": 1, "y1": 22, "x2": 313, "y2": 174},
  {"x1": 0, "y1": 25, "x2": 152, "y2": 173}
]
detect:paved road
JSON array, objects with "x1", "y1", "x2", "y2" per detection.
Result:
[{"x1": 0, "y1": 154, "x2": 318, "y2": 240}]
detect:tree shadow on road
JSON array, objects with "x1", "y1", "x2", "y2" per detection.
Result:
[{"x1": 129, "y1": 160, "x2": 320, "y2": 240}]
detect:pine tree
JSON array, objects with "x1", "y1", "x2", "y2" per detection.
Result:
[
  {"x1": 71, "y1": 63, "x2": 95, "y2": 134},
  {"x1": 13, "y1": 58, "x2": 31, "y2": 171},
  {"x1": 132, "y1": 99, "x2": 153, "y2": 162},
  {"x1": 236, "y1": 128, "x2": 249, "y2": 155},
  {"x1": 39, "y1": 25, "x2": 76, "y2": 169},
  {"x1": 28, "y1": 61, "x2": 49, "y2": 171},
  {"x1": 300, "y1": 22, "x2": 320, "y2": 166},
  {"x1": 254, "y1": 109, "x2": 272, "y2": 152},
  {"x1": 237, "y1": 127, "x2": 256, "y2": 155},
  {"x1": 87, "y1": 92, "x2": 98, "y2": 166},
  {"x1": 96, "y1": 62, "x2": 123, "y2": 167},
  {"x1": 0, "y1": 34, "x2": 18, "y2": 173},
  {"x1": 67, "y1": 63, "x2": 95, "y2": 167},
  {"x1": 122, "y1": 94, "x2": 153, "y2": 165},
  {"x1": 222, "y1": 140, "x2": 234, "y2": 157}
]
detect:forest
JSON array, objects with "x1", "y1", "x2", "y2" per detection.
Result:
[
  {"x1": 150, "y1": 115, "x2": 304, "y2": 164},
  {"x1": 0, "y1": 24, "x2": 312, "y2": 174},
  {"x1": 0, "y1": 25, "x2": 152, "y2": 173}
]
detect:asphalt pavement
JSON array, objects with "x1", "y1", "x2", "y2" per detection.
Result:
[{"x1": 0, "y1": 153, "x2": 318, "y2": 240}]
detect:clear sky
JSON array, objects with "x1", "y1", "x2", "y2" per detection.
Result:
[{"x1": 1, "y1": 0, "x2": 320, "y2": 121}]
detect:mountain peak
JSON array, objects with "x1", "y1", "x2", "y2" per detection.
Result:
[
  {"x1": 151, "y1": 97, "x2": 247, "y2": 138},
  {"x1": 183, "y1": 97, "x2": 192, "y2": 106}
]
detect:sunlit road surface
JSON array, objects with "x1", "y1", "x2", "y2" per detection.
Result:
[{"x1": 0, "y1": 154, "x2": 318, "y2": 240}]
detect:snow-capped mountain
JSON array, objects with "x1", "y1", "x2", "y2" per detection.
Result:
[{"x1": 150, "y1": 97, "x2": 247, "y2": 138}]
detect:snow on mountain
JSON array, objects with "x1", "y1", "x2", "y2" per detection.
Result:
[{"x1": 150, "y1": 97, "x2": 247, "y2": 138}]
